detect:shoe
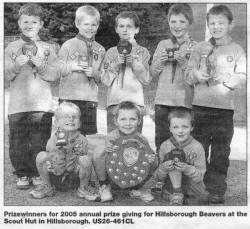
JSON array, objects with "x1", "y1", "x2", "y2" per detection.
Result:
[
  {"x1": 77, "y1": 186, "x2": 101, "y2": 202},
  {"x1": 17, "y1": 176, "x2": 30, "y2": 189},
  {"x1": 170, "y1": 192, "x2": 184, "y2": 205},
  {"x1": 151, "y1": 181, "x2": 164, "y2": 194},
  {"x1": 99, "y1": 184, "x2": 113, "y2": 202},
  {"x1": 209, "y1": 194, "x2": 225, "y2": 204},
  {"x1": 29, "y1": 184, "x2": 55, "y2": 199},
  {"x1": 31, "y1": 176, "x2": 43, "y2": 186},
  {"x1": 129, "y1": 189, "x2": 154, "y2": 202}
]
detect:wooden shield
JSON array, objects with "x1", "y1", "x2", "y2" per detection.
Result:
[{"x1": 106, "y1": 135, "x2": 155, "y2": 189}]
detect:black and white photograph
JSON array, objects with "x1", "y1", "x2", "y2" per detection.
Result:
[{"x1": 1, "y1": 0, "x2": 249, "y2": 228}]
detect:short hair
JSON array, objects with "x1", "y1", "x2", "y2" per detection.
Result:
[
  {"x1": 168, "y1": 107, "x2": 194, "y2": 126},
  {"x1": 75, "y1": 5, "x2": 100, "y2": 25},
  {"x1": 54, "y1": 102, "x2": 81, "y2": 120},
  {"x1": 207, "y1": 5, "x2": 233, "y2": 24},
  {"x1": 18, "y1": 3, "x2": 43, "y2": 19},
  {"x1": 168, "y1": 3, "x2": 194, "y2": 25},
  {"x1": 114, "y1": 101, "x2": 141, "y2": 121},
  {"x1": 115, "y1": 11, "x2": 140, "y2": 28}
]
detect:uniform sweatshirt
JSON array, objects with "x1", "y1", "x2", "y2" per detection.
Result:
[
  {"x1": 185, "y1": 36, "x2": 246, "y2": 110},
  {"x1": 5, "y1": 37, "x2": 59, "y2": 115},
  {"x1": 58, "y1": 36, "x2": 105, "y2": 102},
  {"x1": 101, "y1": 43, "x2": 151, "y2": 107},
  {"x1": 159, "y1": 136, "x2": 206, "y2": 183},
  {"x1": 150, "y1": 35, "x2": 196, "y2": 108}
]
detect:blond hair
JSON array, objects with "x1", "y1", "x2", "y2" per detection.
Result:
[
  {"x1": 54, "y1": 102, "x2": 81, "y2": 120},
  {"x1": 75, "y1": 5, "x2": 100, "y2": 25}
]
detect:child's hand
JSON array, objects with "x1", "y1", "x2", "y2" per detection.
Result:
[
  {"x1": 174, "y1": 50, "x2": 186, "y2": 64},
  {"x1": 161, "y1": 160, "x2": 175, "y2": 171},
  {"x1": 30, "y1": 56, "x2": 43, "y2": 67},
  {"x1": 117, "y1": 54, "x2": 125, "y2": 64},
  {"x1": 174, "y1": 161, "x2": 189, "y2": 172},
  {"x1": 159, "y1": 50, "x2": 169, "y2": 63},
  {"x1": 83, "y1": 66, "x2": 93, "y2": 78},
  {"x1": 15, "y1": 55, "x2": 29, "y2": 68},
  {"x1": 105, "y1": 142, "x2": 118, "y2": 153},
  {"x1": 223, "y1": 74, "x2": 240, "y2": 90},
  {"x1": 146, "y1": 154, "x2": 156, "y2": 164},
  {"x1": 194, "y1": 69, "x2": 211, "y2": 82},
  {"x1": 70, "y1": 62, "x2": 85, "y2": 72},
  {"x1": 125, "y1": 54, "x2": 133, "y2": 65}
]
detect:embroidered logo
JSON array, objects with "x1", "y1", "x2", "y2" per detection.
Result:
[{"x1": 227, "y1": 56, "x2": 234, "y2": 62}]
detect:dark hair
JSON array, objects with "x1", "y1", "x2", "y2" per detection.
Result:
[
  {"x1": 115, "y1": 11, "x2": 140, "y2": 28},
  {"x1": 18, "y1": 3, "x2": 43, "y2": 20},
  {"x1": 114, "y1": 101, "x2": 141, "y2": 121},
  {"x1": 168, "y1": 107, "x2": 194, "y2": 126},
  {"x1": 168, "y1": 3, "x2": 194, "y2": 24},
  {"x1": 207, "y1": 5, "x2": 233, "y2": 23}
]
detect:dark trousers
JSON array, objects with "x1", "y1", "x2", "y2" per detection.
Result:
[
  {"x1": 192, "y1": 105, "x2": 234, "y2": 196},
  {"x1": 106, "y1": 105, "x2": 143, "y2": 133},
  {"x1": 8, "y1": 112, "x2": 53, "y2": 178},
  {"x1": 59, "y1": 99, "x2": 97, "y2": 135}
]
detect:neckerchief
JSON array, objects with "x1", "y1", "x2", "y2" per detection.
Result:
[{"x1": 169, "y1": 135, "x2": 193, "y2": 150}]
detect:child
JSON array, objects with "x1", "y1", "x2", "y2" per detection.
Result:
[
  {"x1": 154, "y1": 107, "x2": 207, "y2": 205},
  {"x1": 150, "y1": 3, "x2": 197, "y2": 154},
  {"x1": 58, "y1": 5, "x2": 105, "y2": 136},
  {"x1": 4, "y1": 3, "x2": 59, "y2": 189},
  {"x1": 185, "y1": 5, "x2": 246, "y2": 204},
  {"x1": 93, "y1": 101, "x2": 157, "y2": 202},
  {"x1": 29, "y1": 102, "x2": 100, "y2": 201},
  {"x1": 101, "y1": 11, "x2": 151, "y2": 132}
]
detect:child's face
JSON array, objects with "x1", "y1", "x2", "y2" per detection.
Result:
[
  {"x1": 115, "y1": 18, "x2": 139, "y2": 41},
  {"x1": 169, "y1": 14, "x2": 190, "y2": 39},
  {"x1": 56, "y1": 107, "x2": 81, "y2": 132},
  {"x1": 115, "y1": 109, "x2": 140, "y2": 135},
  {"x1": 18, "y1": 14, "x2": 43, "y2": 39},
  {"x1": 208, "y1": 14, "x2": 232, "y2": 40},
  {"x1": 76, "y1": 15, "x2": 99, "y2": 39},
  {"x1": 169, "y1": 117, "x2": 193, "y2": 143}
]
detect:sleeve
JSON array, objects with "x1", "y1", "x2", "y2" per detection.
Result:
[
  {"x1": 132, "y1": 48, "x2": 151, "y2": 85},
  {"x1": 184, "y1": 44, "x2": 202, "y2": 85},
  {"x1": 36, "y1": 45, "x2": 61, "y2": 82},
  {"x1": 150, "y1": 41, "x2": 166, "y2": 78},
  {"x1": 4, "y1": 44, "x2": 21, "y2": 82},
  {"x1": 57, "y1": 43, "x2": 74, "y2": 77},
  {"x1": 183, "y1": 143, "x2": 206, "y2": 183},
  {"x1": 100, "y1": 48, "x2": 120, "y2": 87}
]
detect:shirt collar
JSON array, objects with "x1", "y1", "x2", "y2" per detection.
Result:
[
  {"x1": 209, "y1": 36, "x2": 232, "y2": 46},
  {"x1": 170, "y1": 135, "x2": 193, "y2": 149},
  {"x1": 21, "y1": 33, "x2": 40, "y2": 42}
]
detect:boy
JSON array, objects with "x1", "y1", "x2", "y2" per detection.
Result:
[
  {"x1": 185, "y1": 5, "x2": 246, "y2": 204},
  {"x1": 93, "y1": 101, "x2": 157, "y2": 202},
  {"x1": 58, "y1": 5, "x2": 105, "y2": 136},
  {"x1": 101, "y1": 11, "x2": 151, "y2": 132},
  {"x1": 150, "y1": 3, "x2": 197, "y2": 154},
  {"x1": 154, "y1": 107, "x2": 207, "y2": 205},
  {"x1": 29, "y1": 102, "x2": 100, "y2": 201},
  {"x1": 5, "y1": 4, "x2": 59, "y2": 189}
]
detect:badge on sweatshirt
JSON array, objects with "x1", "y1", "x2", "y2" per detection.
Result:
[{"x1": 227, "y1": 56, "x2": 233, "y2": 62}]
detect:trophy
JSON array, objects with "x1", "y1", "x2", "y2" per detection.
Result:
[
  {"x1": 56, "y1": 128, "x2": 68, "y2": 147},
  {"x1": 22, "y1": 42, "x2": 38, "y2": 66},
  {"x1": 117, "y1": 39, "x2": 133, "y2": 87},
  {"x1": 165, "y1": 47, "x2": 179, "y2": 62}
]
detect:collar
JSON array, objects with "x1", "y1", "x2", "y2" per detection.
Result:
[
  {"x1": 171, "y1": 33, "x2": 191, "y2": 46},
  {"x1": 76, "y1": 33, "x2": 95, "y2": 44},
  {"x1": 209, "y1": 36, "x2": 232, "y2": 46},
  {"x1": 21, "y1": 33, "x2": 40, "y2": 42},
  {"x1": 169, "y1": 135, "x2": 193, "y2": 149}
]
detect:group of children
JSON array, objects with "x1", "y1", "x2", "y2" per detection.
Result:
[{"x1": 5, "y1": 3, "x2": 246, "y2": 205}]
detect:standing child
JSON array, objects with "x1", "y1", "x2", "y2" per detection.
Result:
[
  {"x1": 185, "y1": 5, "x2": 246, "y2": 204},
  {"x1": 150, "y1": 3, "x2": 197, "y2": 154},
  {"x1": 93, "y1": 101, "x2": 157, "y2": 202},
  {"x1": 154, "y1": 107, "x2": 207, "y2": 205},
  {"x1": 5, "y1": 3, "x2": 59, "y2": 189},
  {"x1": 58, "y1": 5, "x2": 105, "y2": 136},
  {"x1": 101, "y1": 11, "x2": 151, "y2": 132},
  {"x1": 29, "y1": 102, "x2": 100, "y2": 201}
]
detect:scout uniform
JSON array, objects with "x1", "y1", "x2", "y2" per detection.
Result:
[
  {"x1": 150, "y1": 35, "x2": 197, "y2": 152},
  {"x1": 101, "y1": 43, "x2": 151, "y2": 132},
  {"x1": 5, "y1": 34, "x2": 59, "y2": 179},
  {"x1": 58, "y1": 34, "x2": 105, "y2": 135},
  {"x1": 185, "y1": 36, "x2": 246, "y2": 197}
]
